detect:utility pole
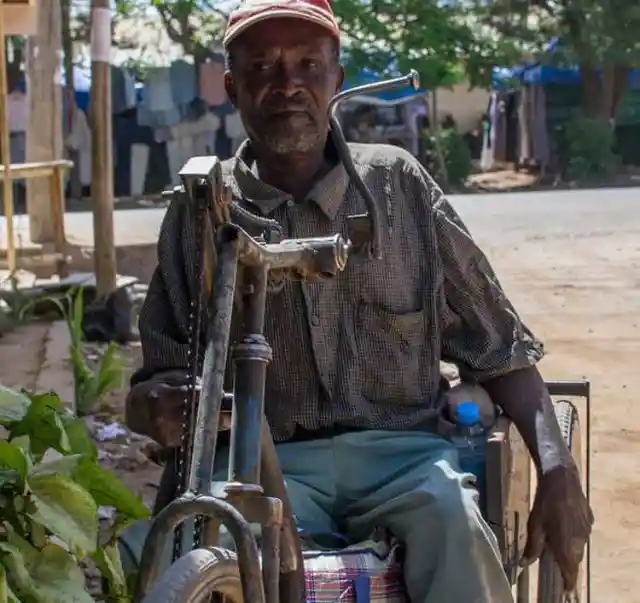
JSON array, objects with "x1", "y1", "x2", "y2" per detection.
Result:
[
  {"x1": 25, "y1": 0, "x2": 62, "y2": 243},
  {"x1": 90, "y1": 0, "x2": 116, "y2": 295}
]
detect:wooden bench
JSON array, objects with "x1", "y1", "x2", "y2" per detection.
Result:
[{"x1": 0, "y1": 159, "x2": 74, "y2": 276}]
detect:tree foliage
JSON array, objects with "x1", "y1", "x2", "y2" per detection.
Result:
[
  {"x1": 332, "y1": 0, "x2": 521, "y2": 89},
  {"x1": 476, "y1": 0, "x2": 640, "y2": 118},
  {"x1": 114, "y1": 0, "x2": 227, "y2": 58}
]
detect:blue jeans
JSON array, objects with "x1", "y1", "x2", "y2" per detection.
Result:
[{"x1": 122, "y1": 430, "x2": 514, "y2": 603}]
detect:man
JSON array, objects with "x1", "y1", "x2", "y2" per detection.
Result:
[{"x1": 126, "y1": 0, "x2": 593, "y2": 601}]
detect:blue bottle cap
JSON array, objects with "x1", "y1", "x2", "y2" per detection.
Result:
[{"x1": 455, "y1": 401, "x2": 480, "y2": 426}]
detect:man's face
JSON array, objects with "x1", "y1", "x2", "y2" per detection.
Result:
[{"x1": 225, "y1": 19, "x2": 344, "y2": 155}]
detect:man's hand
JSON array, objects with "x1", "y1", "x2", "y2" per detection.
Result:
[
  {"x1": 126, "y1": 370, "x2": 191, "y2": 448},
  {"x1": 521, "y1": 464, "x2": 594, "y2": 593}
]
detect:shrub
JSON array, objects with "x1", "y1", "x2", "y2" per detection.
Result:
[
  {"x1": 420, "y1": 128, "x2": 473, "y2": 190},
  {"x1": 24, "y1": 289, "x2": 124, "y2": 416},
  {"x1": 0, "y1": 385, "x2": 149, "y2": 602},
  {"x1": 561, "y1": 113, "x2": 618, "y2": 181}
]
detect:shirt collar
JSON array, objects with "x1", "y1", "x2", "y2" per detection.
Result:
[{"x1": 231, "y1": 137, "x2": 349, "y2": 220}]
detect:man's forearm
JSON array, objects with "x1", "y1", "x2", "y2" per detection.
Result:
[{"x1": 482, "y1": 366, "x2": 575, "y2": 476}]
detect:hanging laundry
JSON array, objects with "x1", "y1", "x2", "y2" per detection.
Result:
[
  {"x1": 7, "y1": 90, "x2": 28, "y2": 133},
  {"x1": 199, "y1": 58, "x2": 227, "y2": 107},
  {"x1": 170, "y1": 59, "x2": 198, "y2": 106},
  {"x1": 112, "y1": 66, "x2": 137, "y2": 115},
  {"x1": 65, "y1": 106, "x2": 92, "y2": 186},
  {"x1": 143, "y1": 67, "x2": 175, "y2": 113},
  {"x1": 130, "y1": 144, "x2": 150, "y2": 196}
]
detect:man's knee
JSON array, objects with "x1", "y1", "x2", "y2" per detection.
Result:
[{"x1": 430, "y1": 469, "x2": 497, "y2": 546}]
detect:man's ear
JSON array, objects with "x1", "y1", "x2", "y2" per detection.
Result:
[{"x1": 225, "y1": 71, "x2": 238, "y2": 107}]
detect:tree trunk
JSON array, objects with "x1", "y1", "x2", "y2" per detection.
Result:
[
  {"x1": 580, "y1": 63, "x2": 600, "y2": 118},
  {"x1": 25, "y1": 0, "x2": 63, "y2": 243},
  {"x1": 610, "y1": 63, "x2": 629, "y2": 123}
]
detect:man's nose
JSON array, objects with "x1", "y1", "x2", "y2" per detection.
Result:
[{"x1": 271, "y1": 63, "x2": 304, "y2": 97}]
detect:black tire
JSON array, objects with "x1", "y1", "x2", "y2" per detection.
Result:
[
  {"x1": 537, "y1": 400, "x2": 582, "y2": 603},
  {"x1": 140, "y1": 547, "x2": 243, "y2": 603}
]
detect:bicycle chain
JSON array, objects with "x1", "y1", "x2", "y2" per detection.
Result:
[
  {"x1": 171, "y1": 180, "x2": 285, "y2": 562},
  {"x1": 172, "y1": 190, "x2": 207, "y2": 562}
]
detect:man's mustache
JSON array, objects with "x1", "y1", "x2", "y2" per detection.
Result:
[{"x1": 261, "y1": 95, "x2": 315, "y2": 116}]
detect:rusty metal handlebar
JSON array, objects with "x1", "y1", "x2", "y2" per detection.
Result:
[
  {"x1": 327, "y1": 69, "x2": 420, "y2": 260},
  {"x1": 218, "y1": 223, "x2": 350, "y2": 280}
]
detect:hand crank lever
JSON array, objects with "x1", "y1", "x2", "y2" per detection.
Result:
[{"x1": 327, "y1": 69, "x2": 420, "y2": 260}]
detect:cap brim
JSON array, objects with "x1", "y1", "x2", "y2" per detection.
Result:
[{"x1": 223, "y1": 9, "x2": 337, "y2": 47}]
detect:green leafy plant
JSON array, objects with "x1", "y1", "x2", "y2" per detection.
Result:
[
  {"x1": 0, "y1": 384, "x2": 149, "y2": 602},
  {"x1": 560, "y1": 112, "x2": 619, "y2": 181},
  {"x1": 39, "y1": 289, "x2": 124, "y2": 416},
  {"x1": 420, "y1": 128, "x2": 473, "y2": 191}
]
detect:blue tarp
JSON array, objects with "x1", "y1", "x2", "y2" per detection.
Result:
[
  {"x1": 493, "y1": 62, "x2": 640, "y2": 89},
  {"x1": 492, "y1": 63, "x2": 581, "y2": 88},
  {"x1": 492, "y1": 36, "x2": 640, "y2": 89}
]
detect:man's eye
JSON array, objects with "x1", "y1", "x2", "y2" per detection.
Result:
[
  {"x1": 301, "y1": 58, "x2": 320, "y2": 70},
  {"x1": 253, "y1": 61, "x2": 273, "y2": 72}
]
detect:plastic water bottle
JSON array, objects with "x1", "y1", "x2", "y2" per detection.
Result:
[
  {"x1": 450, "y1": 400, "x2": 487, "y2": 505},
  {"x1": 452, "y1": 401, "x2": 485, "y2": 449}
]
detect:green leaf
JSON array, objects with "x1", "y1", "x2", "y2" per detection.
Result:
[
  {"x1": 10, "y1": 436, "x2": 30, "y2": 456},
  {"x1": 30, "y1": 543, "x2": 93, "y2": 603},
  {"x1": 0, "y1": 442, "x2": 29, "y2": 487},
  {"x1": 59, "y1": 416, "x2": 98, "y2": 461},
  {"x1": 0, "y1": 531, "x2": 39, "y2": 595},
  {"x1": 27, "y1": 392, "x2": 63, "y2": 413},
  {"x1": 26, "y1": 473, "x2": 98, "y2": 556},
  {"x1": 30, "y1": 454, "x2": 83, "y2": 478},
  {"x1": 0, "y1": 386, "x2": 29, "y2": 424},
  {"x1": 71, "y1": 291, "x2": 84, "y2": 345},
  {"x1": 73, "y1": 458, "x2": 149, "y2": 522},
  {"x1": 0, "y1": 563, "x2": 8, "y2": 603},
  {"x1": 10, "y1": 393, "x2": 70, "y2": 459},
  {"x1": 92, "y1": 544, "x2": 127, "y2": 599},
  {"x1": 2, "y1": 539, "x2": 94, "y2": 603},
  {"x1": 95, "y1": 344, "x2": 124, "y2": 397},
  {"x1": 0, "y1": 564, "x2": 20, "y2": 603}
]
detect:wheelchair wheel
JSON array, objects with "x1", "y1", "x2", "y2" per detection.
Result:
[
  {"x1": 140, "y1": 547, "x2": 243, "y2": 603},
  {"x1": 537, "y1": 400, "x2": 581, "y2": 603}
]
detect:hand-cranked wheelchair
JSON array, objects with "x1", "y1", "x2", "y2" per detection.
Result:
[{"x1": 119, "y1": 72, "x2": 591, "y2": 603}]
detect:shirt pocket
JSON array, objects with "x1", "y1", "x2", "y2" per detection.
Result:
[{"x1": 354, "y1": 301, "x2": 430, "y2": 404}]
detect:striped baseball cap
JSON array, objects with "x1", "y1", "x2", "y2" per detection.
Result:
[{"x1": 223, "y1": 0, "x2": 340, "y2": 48}]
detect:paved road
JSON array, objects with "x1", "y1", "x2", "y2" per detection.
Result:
[{"x1": 3, "y1": 186, "x2": 638, "y2": 248}]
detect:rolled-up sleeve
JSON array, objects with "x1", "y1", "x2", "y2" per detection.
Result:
[
  {"x1": 132, "y1": 195, "x2": 199, "y2": 385},
  {"x1": 432, "y1": 192, "x2": 544, "y2": 380}
]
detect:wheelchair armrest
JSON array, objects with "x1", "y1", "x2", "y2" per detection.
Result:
[{"x1": 485, "y1": 415, "x2": 531, "y2": 583}]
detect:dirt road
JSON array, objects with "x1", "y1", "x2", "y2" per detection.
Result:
[
  {"x1": 1, "y1": 187, "x2": 637, "y2": 601},
  {"x1": 455, "y1": 188, "x2": 640, "y2": 602}
]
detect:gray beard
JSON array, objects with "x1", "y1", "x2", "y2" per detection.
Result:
[
  {"x1": 247, "y1": 113, "x2": 323, "y2": 155},
  {"x1": 264, "y1": 128, "x2": 324, "y2": 155}
]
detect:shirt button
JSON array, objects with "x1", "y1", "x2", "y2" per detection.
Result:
[
  {"x1": 311, "y1": 316, "x2": 320, "y2": 326},
  {"x1": 286, "y1": 200, "x2": 294, "y2": 208}
]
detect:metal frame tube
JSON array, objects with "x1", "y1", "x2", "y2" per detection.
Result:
[
  {"x1": 228, "y1": 265, "x2": 271, "y2": 487},
  {"x1": 187, "y1": 233, "x2": 240, "y2": 495}
]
